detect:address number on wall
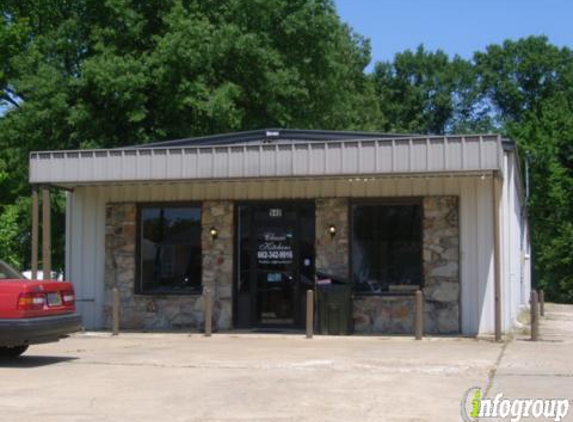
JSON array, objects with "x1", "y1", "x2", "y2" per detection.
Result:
[{"x1": 269, "y1": 208, "x2": 282, "y2": 217}]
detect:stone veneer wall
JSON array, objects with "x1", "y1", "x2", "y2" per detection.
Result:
[
  {"x1": 104, "y1": 196, "x2": 459, "y2": 334},
  {"x1": 353, "y1": 196, "x2": 460, "y2": 334},
  {"x1": 201, "y1": 201, "x2": 233, "y2": 330},
  {"x1": 103, "y1": 201, "x2": 233, "y2": 331},
  {"x1": 421, "y1": 196, "x2": 460, "y2": 334},
  {"x1": 315, "y1": 198, "x2": 349, "y2": 279},
  {"x1": 354, "y1": 296, "x2": 416, "y2": 333}
]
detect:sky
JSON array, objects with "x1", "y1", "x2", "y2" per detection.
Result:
[{"x1": 334, "y1": 0, "x2": 573, "y2": 71}]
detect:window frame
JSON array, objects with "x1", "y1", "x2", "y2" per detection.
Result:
[
  {"x1": 135, "y1": 201, "x2": 203, "y2": 296},
  {"x1": 349, "y1": 197, "x2": 425, "y2": 296}
]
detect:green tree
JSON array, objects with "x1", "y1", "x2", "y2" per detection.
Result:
[
  {"x1": 474, "y1": 37, "x2": 573, "y2": 302},
  {"x1": 507, "y1": 95, "x2": 573, "y2": 302},
  {"x1": 371, "y1": 46, "x2": 486, "y2": 135},
  {"x1": 474, "y1": 36, "x2": 573, "y2": 125},
  {"x1": 0, "y1": 0, "x2": 379, "y2": 271},
  {"x1": 370, "y1": 37, "x2": 573, "y2": 302}
]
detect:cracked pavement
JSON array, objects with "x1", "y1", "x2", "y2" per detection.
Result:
[{"x1": 1, "y1": 305, "x2": 572, "y2": 422}]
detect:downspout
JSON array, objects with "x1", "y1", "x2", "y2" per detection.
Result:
[
  {"x1": 522, "y1": 152, "x2": 533, "y2": 293},
  {"x1": 524, "y1": 152, "x2": 530, "y2": 205},
  {"x1": 491, "y1": 134, "x2": 507, "y2": 342},
  {"x1": 492, "y1": 172, "x2": 503, "y2": 342}
]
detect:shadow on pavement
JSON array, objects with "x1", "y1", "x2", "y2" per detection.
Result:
[{"x1": 0, "y1": 355, "x2": 78, "y2": 368}]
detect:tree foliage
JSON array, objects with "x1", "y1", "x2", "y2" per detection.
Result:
[
  {"x1": 370, "y1": 37, "x2": 573, "y2": 302},
  {"x1": 511, "y1": 95, "x2": 573, "y2": 302},
  {"x1": 0, "y1": 0, "x2": 378, "y2": 271},
  {"x1": 1, "y1": 0, "x2": 378, "y2": 150},
  {"x1": 470, "y1": 37, "x2": 573, "y2": 302},
  {"x1": 372, "y1": 46, "x2": 485, "y2": 134},
  {"x1": 474, "y1": 37, "x2": 573, "y2": 125}
]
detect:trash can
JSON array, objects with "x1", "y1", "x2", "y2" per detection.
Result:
[{"x1": 315, "y1": 272, "x2": 353, "y2": 335}]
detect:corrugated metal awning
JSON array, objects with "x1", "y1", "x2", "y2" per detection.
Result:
[{"x1": 30, "y1": 134, "x2": 504, "y2": 187}]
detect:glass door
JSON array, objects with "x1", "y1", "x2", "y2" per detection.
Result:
[
  {"x1": 254, "y1": 208, "x2": 298, "y2": 326},
  {"x1": 235, "y1": 202, "x2": 315, "y2": 329}
]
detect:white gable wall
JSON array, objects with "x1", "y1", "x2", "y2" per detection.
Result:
[{"x1": 500, "y1": 151, "x2": 531, "y2": 332}]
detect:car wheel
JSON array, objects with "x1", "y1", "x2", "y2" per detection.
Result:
[{"x1": 0, "y1": 345, "x2": 29, "y2": 358}]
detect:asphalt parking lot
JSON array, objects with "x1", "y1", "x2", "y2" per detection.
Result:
[{"x1": 1, "y1": 304, "x2": 572, "y2": 422}]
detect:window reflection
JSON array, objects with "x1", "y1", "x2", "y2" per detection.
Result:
[
  {"x1": 139, "y1": 206, "x2": 202, "y2": 294},
  {"x1": 351, "y1": 203, "x2": 423, "y2": 293}
]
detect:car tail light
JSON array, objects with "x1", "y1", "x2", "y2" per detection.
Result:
[
  {"x1": 17, "y1": 292, "x2": 45, "y2": 310},
  {"x1": 62, "y1": 291, "x2": 75, "y2": 305}
]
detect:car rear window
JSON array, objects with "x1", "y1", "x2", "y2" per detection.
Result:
[{"x1": 0, "y1": 260, "x2": 25, "y2": 280}]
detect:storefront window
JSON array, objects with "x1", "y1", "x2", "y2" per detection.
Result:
[
  {"x1": 351, "y1": 202, "x2": 423, "y2": 294},
  {"x1": 137, "y1": 204, "x2": 202, "y2": 294}
]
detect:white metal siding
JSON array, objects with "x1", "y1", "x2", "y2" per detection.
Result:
[
  {"x1": 67, "y1": 176, "x2": 498, "y2": 334},
  {"x1": 66, "y1": 188, "x2": 106, "y2": 328},
  {"x1": 500, "y1": 152, "x2": 531, "y2": 332},
  {"x1": 31, "y1": 135, "x2": 503, "y2": 185},
  {"x1": 475, "y1": 178, "x2": 496, "y2": 334}
]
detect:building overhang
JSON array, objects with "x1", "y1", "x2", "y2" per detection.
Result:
[{"x1": 30, "y1": 133, "x2": 505, "y2": 188}]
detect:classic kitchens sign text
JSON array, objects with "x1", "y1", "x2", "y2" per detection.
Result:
[{"x1": 257, "y1": 232, "x2": 294, "y2": 265}]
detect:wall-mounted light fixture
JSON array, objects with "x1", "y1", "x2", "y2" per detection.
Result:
[
  {"x1": 328, "y1": 224, "x2": 337, "y2": 237},
  {"x1": 209, "y1": 227, "x2": 218, "y2": 239}
]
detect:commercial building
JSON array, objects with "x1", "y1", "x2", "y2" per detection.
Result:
[{"x1": 29, "y1": 129, "x2": 531, "y2": 336}]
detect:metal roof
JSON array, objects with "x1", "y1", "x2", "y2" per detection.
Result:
[
  {"x1": 131, "y1": 128, "x2": 414, "y2": 148},
  {"x1": 30, "y1": 132, "x2": 505, "y2": 187}
]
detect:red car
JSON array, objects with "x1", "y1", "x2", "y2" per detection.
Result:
[{"x1": 0, "y1": 260, "x2": 82, "y2": 357}]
